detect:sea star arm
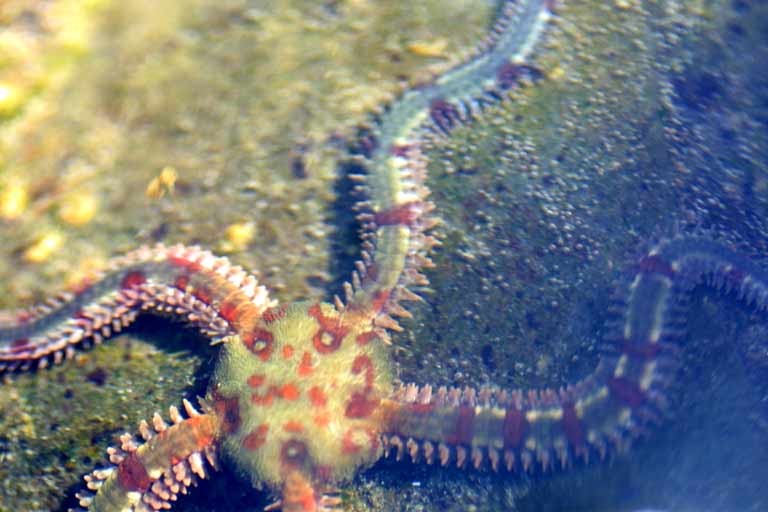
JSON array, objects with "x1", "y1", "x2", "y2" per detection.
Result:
[
  {"x1": 377, "y1": 236, "x2": 768, "y2": 473},
  {"x1": 337, "y1": 0, "x2": 553, "y2": 331},
  {"x1": 0, "y1": 244, "x2": 275, "y2": 371},
  {"x1": 72, "y1": 399, "x2": 221, "y2": 512}
]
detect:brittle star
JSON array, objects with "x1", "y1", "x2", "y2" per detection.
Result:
[{"x1": 1, "y1": 1, "x2": 767, "y2": 511}]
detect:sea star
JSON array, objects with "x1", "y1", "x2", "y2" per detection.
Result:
[{"x1": 1, "y1": 1, "x2": 767, "y2": 511}]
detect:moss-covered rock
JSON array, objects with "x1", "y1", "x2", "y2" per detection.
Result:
[{"x1": 1, "y1": 0, "x2": 767, "y2": 511}]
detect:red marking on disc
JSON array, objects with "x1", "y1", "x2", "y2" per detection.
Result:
[
  {"x1": 174, "y1": 275, "x2": 190, "y2": 291},
  {"x1": 262, "y1": 304, "x2": 288, "y2": 324},
  {"x1": 344, "y1": 392, "x2": 379, "y2": 419},
  {"x1": 351, "y1": 355, "x2": 375, "y2": 387},
  {"x1": 283, "y1": 421, "x2": 305, "y2": 433},
  {"x1": 502, "y1": 407, "x2": 528, "y2": 449},
  {"x1": 607, "y1": 377, "x2": 646, "y2": 407},
  {"x1": 247, "y1": 374, "x2": 265, "y2": 388},
  {"x1": 120, "y1": 271, "x2": 146, "y2": 290},
  {"x1": 297, "y1": 351, "x2": 314, "y2": 376},
  {"x1": 373, "y1": 202, "x2": 421, "y2": 228},
  {"x1": 168, "y1": 255, "x2": 202, "y2": 273},
  {"x1": 429, "y1": 98, "x2": 460, "y2": 133},
  {"x1": 282, "y1": 344, "x2": 295, "y2": 360},
  {"x1": 242, "y1": 328, "x2": 274, "y2": 361},
  {"x1": 308, "y1": 304, "x2": 347, "y2": 354},
  {"x1": 242, "y1": 424, "x2": 269, "y2": 451},
  {"x1": 446, "y1": 405, "x2": 475, "y2": 445},
  {"x1": 280, "y1": 439, "x2": 309, "y2": 468},
  {"x1": 356, "y1": 331, "x2": 378, "y2": 346},
  {"x1": 308, "y1": 386, "x2": 327, "y2": 407},
  {"x1": 252, "y1": 387, "x2": 275, "y2": 406},
  {"x1": 561, "y1": 403, "x2": 585, "y2": 448},
  {"x1": 212, "y1": 391, "x2": 241, "y2": 434},
  {"x1": 637, "y1": 254, "x2": 675, "y2": 278},
  {"x1": 117, "y1": 452, "x2": 151, "y2": 492},
  {"x1": 314, "y1": 412, "x2": 331, "y2": 427},
  {"x1": 280, "y1": 383, "x2": 300, "y2": 401}
]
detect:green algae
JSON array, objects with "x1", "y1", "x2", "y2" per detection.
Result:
[{"x1": 1, "y1": 0, "x2": 768, "y2": 511}]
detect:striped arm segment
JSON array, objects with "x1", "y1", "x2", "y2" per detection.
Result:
[
  {"x1": 0, "y1": 244, "x2": 275, "y2": 371},
  {"x1": 379, "y1": 236, "x2": 768, "y2": 473},
  {"x1": 72, "y1": 399, "x2": 220, "y2": 512},
  {"x1": 264, "y1": 470, "x2": 342, "y2": 512},
  {"x1": 337, "y1": 0, "x2": 554, "y2": 335}
]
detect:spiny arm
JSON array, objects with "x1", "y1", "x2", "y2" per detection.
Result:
[
  {"x1": 0, "y1": 244, "x2": 274, "y2": 371},
  {"x1": 72, "y1": 399, "x2": 221, "y2": 512},
  {"x1": 337, "y1": 0, "x2": 553, "y2": 332},
  {"x1": 377, "y1": 236, "x2": 768, "y2": 473}
]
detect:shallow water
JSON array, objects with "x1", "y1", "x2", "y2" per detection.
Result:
[{"x1": 1, "y1": 1, "x2": 767, "y2": 511}]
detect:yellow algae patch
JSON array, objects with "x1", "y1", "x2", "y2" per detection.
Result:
[
  {"x1": 0, "y1": 179, "x2": 29, "y2": 220},
  {"x1": 0, "y1": 83, "x2": 24, "y2": 118},
  {"x1": 58, "y1": 192, "x2": 98, "y2": 226},
  {"x1": 48, "y1": 0, "x2": 111, "y2": 56},
  {"x1": 23, "y1": 231, "x2": 65, "y2": 263},
  {"x1": 407, "y1": 38, "x2": 448, "y2": 58},
  {"x1": 146, "y1": 166, "x2": 177, "y2": 199},
  {"x1": 221, "y1": 222, "x2": 256, "y2": 253},
  {"x1": 63, "y1": 256, "x2": 107, "y2": 292},
  {"x1": 548, "y1": 65, "x2": 566, "y2": 82}
]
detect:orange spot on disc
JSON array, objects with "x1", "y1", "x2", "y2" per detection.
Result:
[
  {"x1": 252, "y1": 387, "x2": 275, "y2": 406},
  {"x1": 247, "y1": 374, "x2": 265, "y2": 388},
  {"x1": 297, "y1": 351, "x2": 313, "y2": 377},
  {"x1": 313, "y1": 412, "x2": 330, "y2": 427},
  {"x1": 356, "y1": 331, "x2": 378, "y2": 345},
  {"x1": 345, "y1": 392, "x2": 379, "y2": 419},
  {"x1": 280, "y1": 383, "x2": 300, "y2": 401},
  {"x1": 282, "y1": 344, "x2": 295, "y2": 359},
  {"x1": 308, "y1": 303, "x2": 348, "y2": 354},
  {"x1": 308, "y1": 386, "x2": 327, "y2": 407},
  {"x1": 262, "y1": 304, "x2": 288, "y2": 323},
  {"x1": 242, "y1": 328, "x2": 274, "y2": 361},
  {"x1": 351, "y1": 354, "x2": 375, "y2": 387},
  {"x1": 283, "y1": 421, "x2": 305, "y2": 433}
]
